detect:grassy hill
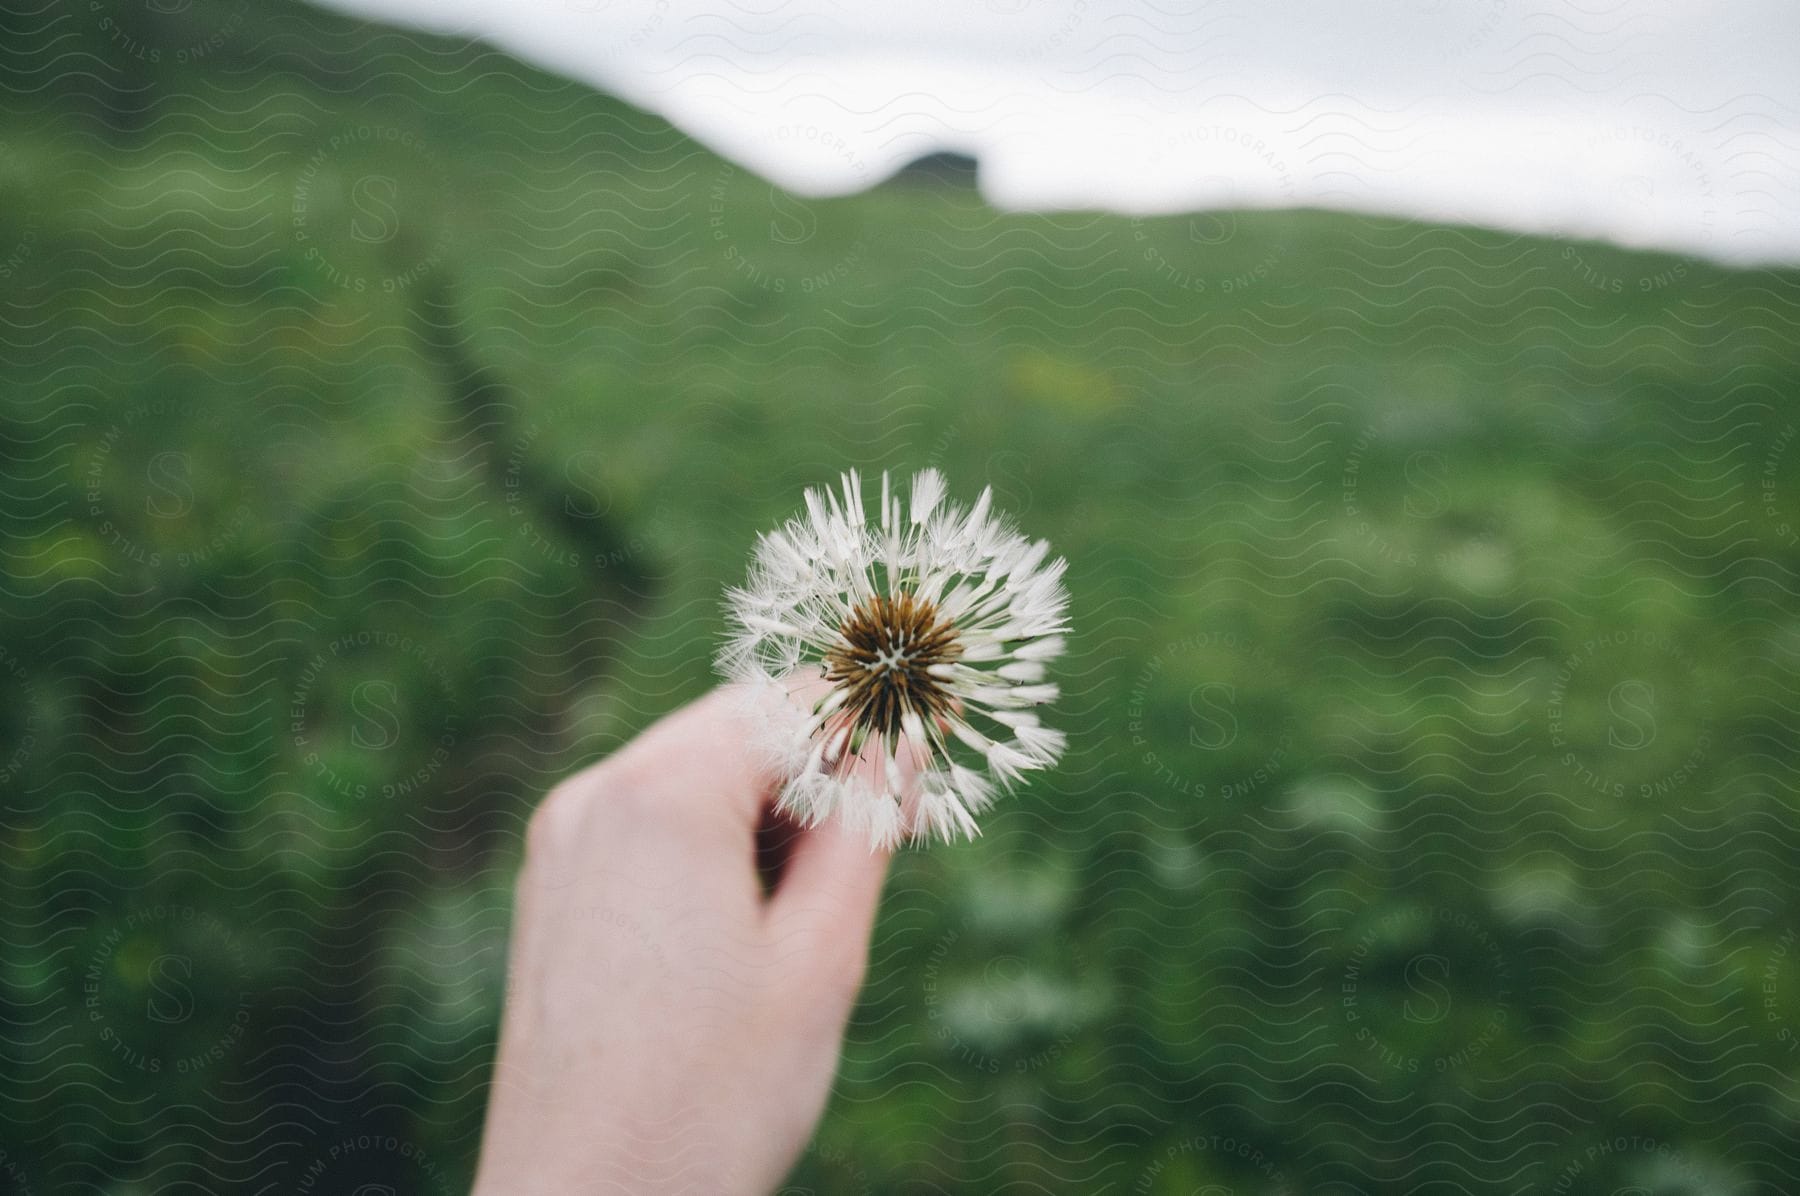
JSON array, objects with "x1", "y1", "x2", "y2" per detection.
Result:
[{"x1": 3, "y1": 1, "x2": 1800, "y2": 1192}]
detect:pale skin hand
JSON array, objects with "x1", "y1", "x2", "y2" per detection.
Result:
[{"x1": 472, "y1": 685, "x2": 893, "y2": 1196}]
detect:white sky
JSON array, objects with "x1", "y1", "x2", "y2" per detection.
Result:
[{"x1": 311, "y1": 0, "x2": 1800, "y2": 265}]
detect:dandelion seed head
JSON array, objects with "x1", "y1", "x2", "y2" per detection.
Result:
[{"x1": 719, "y1": 468, "x2": 1070, "y2": 849}]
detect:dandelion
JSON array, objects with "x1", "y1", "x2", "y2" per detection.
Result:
[{"x1": 719, "y1": 469, "x2": 1070, "y2": 848}]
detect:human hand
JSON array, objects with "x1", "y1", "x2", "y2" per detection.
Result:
[{"x1": 471, "y1": 685, "x2": 893, "y2": 1195}]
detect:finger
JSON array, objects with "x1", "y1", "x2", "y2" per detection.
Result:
[
  {"x1": 765, "y1": 814, "x2": 893, "y2": 995},
  {"x1": 597, "y1": 684, "x2": 792, "y2": 832}
]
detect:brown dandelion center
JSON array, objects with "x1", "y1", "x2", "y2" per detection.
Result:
[{"x1": 822, "y1": 590, "x2": 962, "y2": 739}]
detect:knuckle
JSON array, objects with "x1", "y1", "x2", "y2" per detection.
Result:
[
  {"x1": 601, "y1": 758, "x2": 656, "y2": 815},
  {"x1": 522, "y1": 796, "x2": 561, "y2": 863},
  {"x1": 524, "y1": 755, "x2": 654, "y2": 865},
  {"x1": 525, "y1": 775, "x2": 586, "y2": 860}
]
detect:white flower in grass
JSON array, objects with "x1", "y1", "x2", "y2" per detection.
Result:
[{"x1": 719, "y1": 469, "x2": 1070, "y2": 848}]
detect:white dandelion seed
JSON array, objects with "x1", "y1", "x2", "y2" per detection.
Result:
[{"x1": 719, "y1": 468, "x2": 1070, "y2": 849}]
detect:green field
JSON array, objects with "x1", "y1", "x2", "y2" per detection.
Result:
[{"x1": 3, "y1": 1, "x2": 1800, "y2": 1192}]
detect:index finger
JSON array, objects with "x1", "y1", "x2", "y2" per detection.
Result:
[{"x1": 592, "y1": 683, "x2": 796, "y2": 833}]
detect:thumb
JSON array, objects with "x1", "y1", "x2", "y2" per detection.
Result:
[{"x1": 766, "y1": 816, "x2": 892, "y2": 1000}]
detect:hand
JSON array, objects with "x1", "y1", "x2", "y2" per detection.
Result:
[{"x1": 471, "y1": 685, "x2": 892, "y2": 1195}]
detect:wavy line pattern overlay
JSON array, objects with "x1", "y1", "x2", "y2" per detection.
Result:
[{"x1": 2, "y1": 1, "x2": 1799, "y2": 1193}]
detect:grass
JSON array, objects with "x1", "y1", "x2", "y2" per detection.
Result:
[{"x1": 3, "y1": 0, "x2": 1800, "y2": 1191}]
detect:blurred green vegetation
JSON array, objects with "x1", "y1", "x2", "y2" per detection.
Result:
[{"x1": 3, "y1": 1, "x2": 1800, "y2": 1193}]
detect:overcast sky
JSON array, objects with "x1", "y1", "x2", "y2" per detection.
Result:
[{"x1": 311, "y1": 0, "x2": 1800, "y2": 265}]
